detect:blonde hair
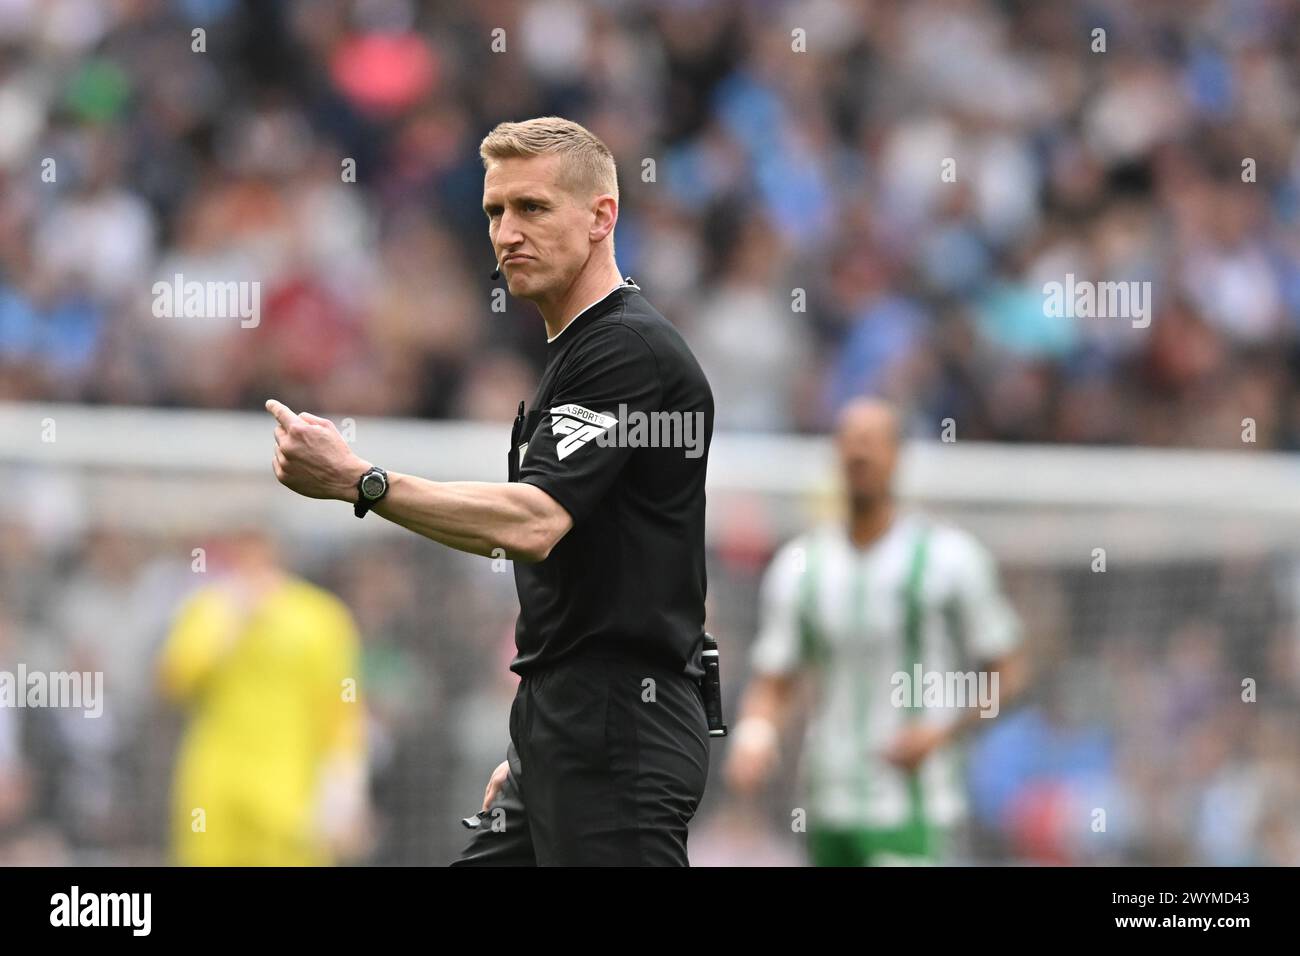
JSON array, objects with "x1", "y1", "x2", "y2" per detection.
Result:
[{"x1": 479, "y1": 116, "x2": 619, "y2": 204}]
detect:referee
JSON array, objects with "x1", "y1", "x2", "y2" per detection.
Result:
[{"x1": 265, "y1": 116, "x2": 715, "y2": 866}]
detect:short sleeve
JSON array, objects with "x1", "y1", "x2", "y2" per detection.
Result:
[
  {"x1": 944, "y1": 531, "x2": 1021, "y2": 662},
  {"x1": 518, "y1": 324, "x2": 663, "y2": 523},
  {"x1": 750, "y1": 538, "x2": 811, "y2": 676}
]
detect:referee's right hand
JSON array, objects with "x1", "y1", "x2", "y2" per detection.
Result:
[{"x1": 481, "y1": 759, "x2": 510, "y2": 811}]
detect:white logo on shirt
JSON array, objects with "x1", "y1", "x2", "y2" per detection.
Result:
[{"x1": 550, "y1": 404, "x2": 617, "y2": 460}]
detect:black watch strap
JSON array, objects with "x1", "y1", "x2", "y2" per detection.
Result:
[{"x1": 354, "y1": 466, "x2": 388, "y2": 518}]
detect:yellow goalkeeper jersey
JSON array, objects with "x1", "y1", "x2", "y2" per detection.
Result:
[{"x1": 158, "y1": 577, "x2": 363, "y2": 866}]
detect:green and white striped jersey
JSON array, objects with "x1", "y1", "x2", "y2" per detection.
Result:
[{"x1": 751, "y1": 513, "x2": 1020, "y2": 830}]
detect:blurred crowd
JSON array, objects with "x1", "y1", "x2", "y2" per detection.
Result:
[
  {"x1": 957, "y1": 561, "x2": 1300, "y2": 865},
  {"x1": 2, "y1": 0, "x2": 1300, "y2": 446}
]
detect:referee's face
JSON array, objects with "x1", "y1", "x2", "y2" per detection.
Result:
[{"x1": 483, "y1": 154, "x2": 598, "y2": 302}]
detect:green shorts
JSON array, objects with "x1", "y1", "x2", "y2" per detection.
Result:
[{"x1": 808, "y1": 819, "x2": 946, "y2": 866}]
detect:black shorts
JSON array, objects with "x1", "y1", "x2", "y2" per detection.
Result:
[{"x1": 451, "y1": 653, "x2": 711, "y2": 866}]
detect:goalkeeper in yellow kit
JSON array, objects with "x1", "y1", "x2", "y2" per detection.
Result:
[{"x1": 157, "y1": 528, "x2": 368, "y2": 866}]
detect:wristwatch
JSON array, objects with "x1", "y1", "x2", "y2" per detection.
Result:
[{"x1": 354, "y1": 465, "x2": 388, "y2": 518}]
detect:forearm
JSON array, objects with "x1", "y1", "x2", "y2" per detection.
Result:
[
  {"x1": 737, "y1": 673, "x2": 799, "y2": 731},
  {"x1": 728, "y1": 672, "x2": 801, "y2": 769},
  {"x1": 264, "y1": 402, "x2": 569, "y2": 560},
  {"x1": 946, "y1": 648, "x2": 1030, "y2": 741},
  {"x1": 371, "y1": 472, "x2": 566, "y2": 562}
]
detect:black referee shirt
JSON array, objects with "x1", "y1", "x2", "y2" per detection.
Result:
[{"x1": 508, "y1": 278, "x2": 713, "y2": 679}]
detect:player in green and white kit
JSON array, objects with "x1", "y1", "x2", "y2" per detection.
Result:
[{"x1": 725, "y1": 399, "x2": 1028, "y2": 865}]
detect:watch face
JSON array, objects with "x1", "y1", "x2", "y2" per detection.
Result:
[{"x1": 361, "y1": 473, "x2": 385, "y2": 499}]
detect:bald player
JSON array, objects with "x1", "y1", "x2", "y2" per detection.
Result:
[{"x1": 725, "y1": 399, "x2": 1028, "y2": 866}]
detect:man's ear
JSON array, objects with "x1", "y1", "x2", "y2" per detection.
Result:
[{"x1": 589, "y1": 194, "x2": 617, "y2": 244}]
